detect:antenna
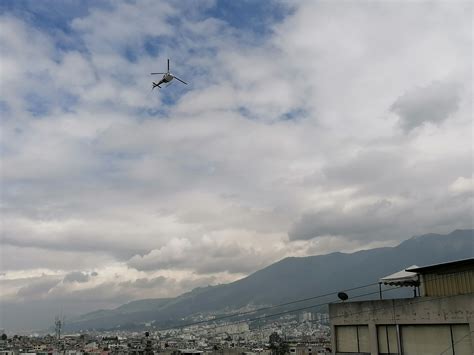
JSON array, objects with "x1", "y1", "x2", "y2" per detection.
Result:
[
  {"x1": 54, "y1": 316, "x2": 62, "y2": 340},
  {"x1": 54, "y1": 311, "x2": 66, "y2": 340},
  {"x1": 167, "y1": 58, "x2": 170, "y2": 72}
]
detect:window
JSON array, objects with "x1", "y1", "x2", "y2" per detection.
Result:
[
  {"x1": 401, "y1": 325, "x2": 451, "y2": 354},
  {"x1": 400, "y1": 324, "x2": 472, "y2": 355},
  {"x1": 336, "y1": 325, "x2": 370, "y2": 353},
  {"x1": 377, "y1": 325, "x2": 399, "y2": 354},
  {"x1": 452, "y1": 325, "x2": 472, "y2": 355}
]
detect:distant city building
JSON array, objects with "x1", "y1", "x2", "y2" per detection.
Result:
[
  {"x1": 213, "y1": 323, "x2": 250, "y2": 336},
  {"x1": 329, "y1": 258, "x2": 474, "y2": 354},
  {"x1": 299, "y1": 312, "x2": 314, "y2": 323}
]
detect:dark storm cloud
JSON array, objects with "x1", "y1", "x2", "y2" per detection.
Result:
[{"x1": 391, "y1": 81, "x2": 461, "y2": 132}]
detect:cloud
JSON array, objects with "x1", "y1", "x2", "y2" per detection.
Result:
[
  {"x1": 119, "y1": 276, "x2": 167, "y2": 289},
  {"x1": 391, "y1": 81, "x2": 461, "y2": 132},
  {"x1": 449, "y1": 176, "x2": 474, "y2": 195},
  {"x1": 289, "y1": 194, "x2": 473, "y2": 242},
  {"x1": 127, "y1": 231, "x2": 281, "y2": 274},
  {"x1": 0, "y1": 265, "x2": 232, "y2": 331},
  {"x1": 16, "y1": 276, "x2": 61, "y2": 299},
  {"x1": 289, "y1": 200, "x2": 396, "y2": 241},
  {"x1": 323, "y1": 149, "x2": 405, "y2": 188},
  {"x1": 63, "y1": 271, "x2": 90, "y2": 283}
]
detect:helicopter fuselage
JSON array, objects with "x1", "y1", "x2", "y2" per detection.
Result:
[
  {"x1": 163, "y1": 73, "x2": 174, "y2": 82},
  {"x1": 153, "y1": 73, "x2": 174, "y2": 88}
]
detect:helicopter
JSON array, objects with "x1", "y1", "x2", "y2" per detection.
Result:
[{"x1": 151, "y1": 59, "x2": 187, "y2": 89}]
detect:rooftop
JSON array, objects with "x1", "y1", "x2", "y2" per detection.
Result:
[{"x1": 406, "y1": 258, "x2": 474, "y2": 274}]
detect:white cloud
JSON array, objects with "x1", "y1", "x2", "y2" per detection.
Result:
[
  {"x1": 450, "y1": 176, "x2": 474, "y2": 195},
  {"x1": 127, "y1": 230, "x2": 285, "y2": 274},
  {"x1": 391, "y1": 81, "x2": 461, "y2": 132}
]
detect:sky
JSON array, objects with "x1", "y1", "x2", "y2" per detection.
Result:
[{"x1": 0, "y1": 0, "x2": 472, "y2": 332}]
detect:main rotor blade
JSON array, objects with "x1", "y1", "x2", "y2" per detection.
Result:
[
  {"x1": 167, "y1": 58, "x2": 170, "y2": 72},
  {"x1": 151, "y1": 72, "x2": 166, "y2": 75},
  {"x1": 174, "y1": 76, "x2": 188, "y2": 85}
]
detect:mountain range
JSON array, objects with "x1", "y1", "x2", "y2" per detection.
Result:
[{"x1": 68, "y1": 229, "x2": 474, "y2": 330}]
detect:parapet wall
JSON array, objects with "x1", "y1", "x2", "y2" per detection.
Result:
[{"x1": 329, "y1": 293, "x2": 473, "y2": 325}]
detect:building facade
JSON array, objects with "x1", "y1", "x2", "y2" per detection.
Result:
[{"x1": 329, "y1": 258, "x2": 474, "y2": 355}]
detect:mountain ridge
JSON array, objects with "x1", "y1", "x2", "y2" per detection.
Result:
[{"x1": 69, "y1": 229, "x2": 473, "y2": 330}]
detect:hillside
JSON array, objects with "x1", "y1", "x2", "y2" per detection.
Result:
[{"x1": 69, "y1": 229, "x2": 474, "y2": 330}]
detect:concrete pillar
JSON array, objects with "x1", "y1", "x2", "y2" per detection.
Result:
[
  {"x1": 469, "y1": 320, "x2": 474, "y2": 353},
  {"x1": 328, "y1": 303, "x2": 337, "y2": 354},
  {"x1": 330, "y1": 324, "x2": 336, "y2": 355}
]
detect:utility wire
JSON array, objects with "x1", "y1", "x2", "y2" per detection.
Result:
[
  {"x1": 158, "y1": 281, "x2": 380, "y2": 331},
  {"x1": 206, "y1": 285, "x2": 404, "y2": 337},
  {"x1": 311, "y1": 269, "x2": 474, "y2": 325},
  {"x1": 167, "y1": 285, "x2": 402, "y2": 337},
  {"x1": 161, "y1": 271, "x2": 473, "y2": 337},
  {"x1": 153, "y1": 271, "x2": 474, "y2": 355},
  {"x1": 216, "y1": 290, "x2": 473, "y2": 341},
  {"x1": 154, "y1": 274, "x2": 473, "y2": 355}
]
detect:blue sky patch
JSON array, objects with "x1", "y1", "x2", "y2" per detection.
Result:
[
  {"x1": 59, "y1": 92, "x2": 79, "y2": 113},
  {"x1": 237, "y1": 106, "x2": 257, "y2": 120},
  {"x1": 0, "y1": 100, "x2": 11, "y2": 116},
  {"x1": 25, "y1": 92, "x2": 51, "y2": 117},
  {"x1": 280, "y1": 108, "x2": 307, "y2": 122},
  {"x1": 144, "y1": 36, "x2": 161, "y2": 57},
  {"x1": 205, "y1": 0, "x2": 289, "y2": 39},
  {"x1": 123, "y1": 46, "x2": 138, "y2": 63},
  {"x1": 0, "y1": 0, "x2": 110, "y2": 52}
]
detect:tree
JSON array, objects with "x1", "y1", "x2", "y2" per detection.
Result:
[
  {"x1": 1, "y1": 334, "x2": 7, "y2": 341},
  {"x1": 269, "y1": 332, "x2": 288, "y2": 355},
  {"x1": 269, "y1": 332, "x2": 281, "y2": 345}
]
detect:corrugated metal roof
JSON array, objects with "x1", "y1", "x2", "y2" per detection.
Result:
[{"x1": 406, "y1": 258, "x2": 474, "y2": 274}]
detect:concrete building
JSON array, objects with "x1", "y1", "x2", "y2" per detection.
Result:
[
  {"x1": 300, "y1": 312, "x2": 314, "y2": 323},
  {"x1": 329, "y1": 258, "x2": 474, "y2": 355},
  {"x1": 288, "y1": 343, "x2": 330, "y2": 355}
]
